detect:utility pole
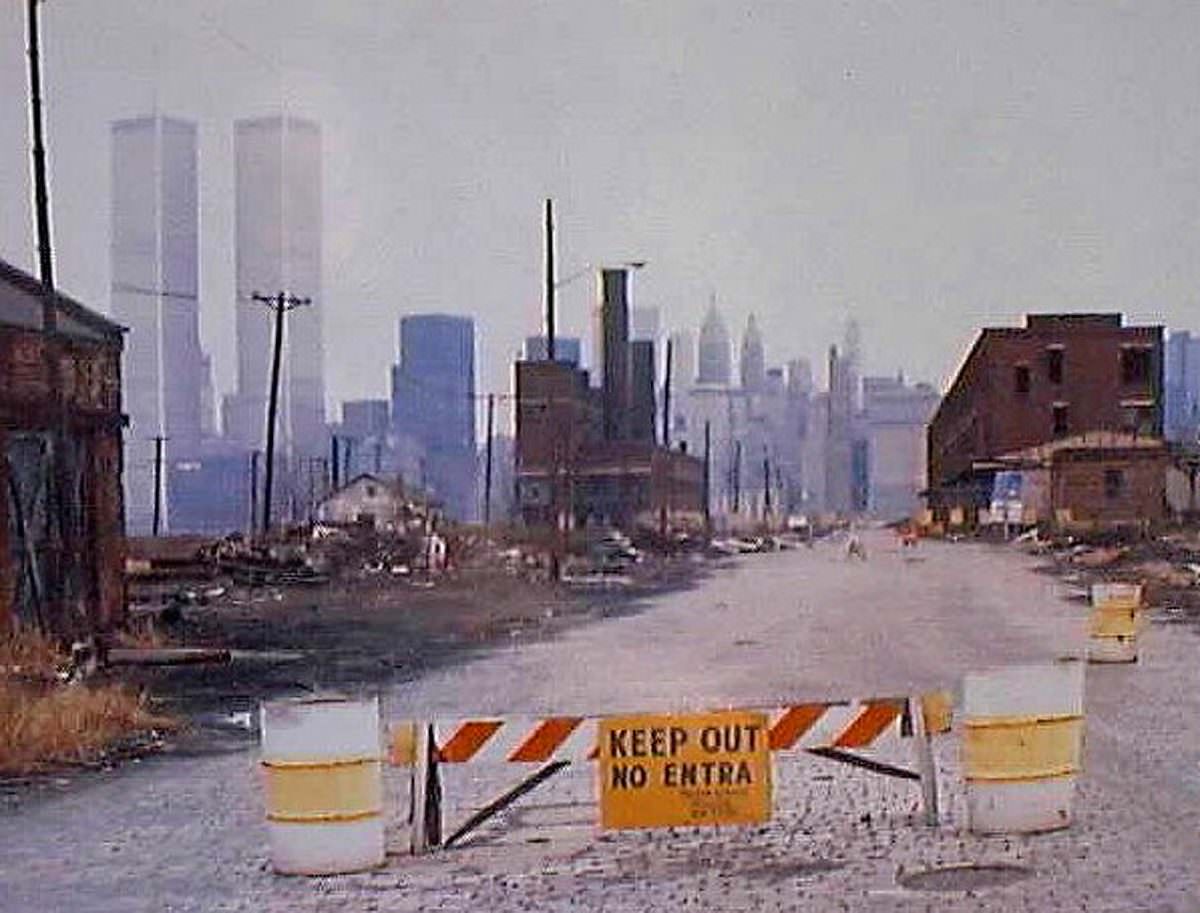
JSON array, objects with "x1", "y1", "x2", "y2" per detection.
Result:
[
  {"x1": 152, "y1": 435, "x2": 166, "y2": 537},
  {"x1": 27, "y1": 0, "x2": 70, "y2": 632},
  {"x1": 703, "y1": 420, "x2": 712, "y2": 537},
  {"x1": 661, "y1": 336, "x2": 673, "y2": 449},
  {"x1": 27, "y1": 0, "x2": 54, "y2": 289},
  {"x1": 374, "y1": 440, "x2": 382, "y2": 475},
  {"x1": 249, "y1": 450, "x2": 260, "y2": 535},
  {"x1": 251, "y1": 291, "x2": 310, "y2": 536},
  {"x1": 545, "y1": 198, "x2": 556, "y2": 362},
  {"x1": 344, "y1": 438, "x2": 354, "y2": 483},
  {"x1": 733, "y1": 440, "x2": 742, "y2": 514},
  {"x1": 331, "y1": 435, "x2": 340, "y2": 490},
  {"x1": 763, "y1": 447, "x2": 772, "y2": 520},
  {"x1": 484, "y1": 393, "x2": 495, "y2": 527}
]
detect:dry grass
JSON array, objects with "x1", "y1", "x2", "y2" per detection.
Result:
[
  {"x1": 0, "y1": 628, "x2": 176, "y2": 776},
  {"x1": 113, "y1": 616, "x2": 171, "y2": 650}
]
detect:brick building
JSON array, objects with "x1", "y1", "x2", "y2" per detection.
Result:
[
  {"x1": 514, "y1": 359, "x2": 703, "y2": 529},
  {"x1": 0, "y1": 258, "x2": 126, "y2": 638},
  {"x1": 986, "y1": 432, "x2": 1167, "y2": 530},
  {"x1": 927, "y1": 314, "x2": 1163, "y2": 518}
]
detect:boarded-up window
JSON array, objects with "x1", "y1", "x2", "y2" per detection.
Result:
[
  {"x1": 1104, "y1": 469, "x2": 1125, "y2": 499},
  {"x1": 1014, "y1": 365, "x2": 1030, "y2": 394},
  {"x1": 1047, "y1": 348, "x2": 1064, "y2": 384},
  {"x1": 1053, "y1": 404, "x2": 1069, "y2": 438},
  {"x1": 1121, "y1": 347, "x2": 1152, "y2": 385}
]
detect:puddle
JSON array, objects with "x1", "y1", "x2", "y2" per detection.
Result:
[{"x1": 899, "y1": 862, "x2": 1032, "y2": 892}]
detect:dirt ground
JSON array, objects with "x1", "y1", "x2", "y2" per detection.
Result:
[{"x1": 117, "y1": 553, "x2": 709, "y2": 724}]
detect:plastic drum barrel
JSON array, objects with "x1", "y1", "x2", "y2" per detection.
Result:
[
  {"x1": 963, "y1": 661, "x2": 1085, "y2": 834},
  {"x1": 1088, "y1": 583, "x2": 1142, "y2": 663},
  {"x1": 260, "y1": 696, "x2": 385, "y2": 875}
]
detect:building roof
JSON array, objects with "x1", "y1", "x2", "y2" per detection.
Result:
[
  {"x1": 989, "y1": 431, "x2": 1165, "y2": 468},
  {"x1": 0, "y1": 256, "x2": 125, "y2": 343}
]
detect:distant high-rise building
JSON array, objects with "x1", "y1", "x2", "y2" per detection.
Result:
[
  {"x1": 110, "y1": 114, "x2": 203, "y2": 534},
  {"x1": 1165, "y1": 330, "x2": 1200, "y2": 442},
  {"x1": 223, "y1": 115, "x2": 325, "y2": 468},
  {"x1": 697, "y1": 301, "x2": 731, "y2": 385},
  {"x1": 342, "y1": 399, "x2": 391, "y2": 440},
  {"x1": 740, "y1": 313, "x2": 765, "y2": 392},
  {"x1": 391, "y1": 314, "x2": 476, "y2": 518},
  {"x1": 199, "y1": 353, "x2": 217, "y2": 439},
  {"x1": 631, "y1": 339, "x2": 657, "y2": 443},
  {"x1": 862, "y1": 374, "x2": 940, "y2": 519},
  {"x1": 667, "y1": 330, "x2": 695, "y2": 440},
  {"x1": 525, "y1": 335, "x2": 581, "y2": 365},
  {"x1": 631, "y1": 306, "x2": 660, "y2": 341}
]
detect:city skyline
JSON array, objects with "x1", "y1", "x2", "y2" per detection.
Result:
[{"x1": 7, "y1": 2, "x2": 1200, "y2": 430}]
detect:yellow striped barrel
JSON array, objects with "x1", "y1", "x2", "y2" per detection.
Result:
[
  {"x1": 963, "y1": 662, "x2": 1085, "y2": 834},
  {"x1": 1088, "y1": 583, "x2": 1142, "y2": 663},
  {"x1": 260, "y1": 696, "x2": 385, "y2": 875}
]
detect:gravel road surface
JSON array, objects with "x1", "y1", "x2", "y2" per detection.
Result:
[{"x1": 2, "y1": 530, "x2": 1198, "y2": 911}]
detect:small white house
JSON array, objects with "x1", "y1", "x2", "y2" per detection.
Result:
[{"x1": 316, "y1": 474, "x2": 404, "y2": 530}]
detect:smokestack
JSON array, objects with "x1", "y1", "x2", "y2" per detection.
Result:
[{"x1": 599, "y1": 268, "x2": 631, "y2": 441}]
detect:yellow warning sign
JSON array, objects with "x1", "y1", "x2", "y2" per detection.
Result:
[{"x1": 597, "y1": 710, "x2": 771, "y2": 830}]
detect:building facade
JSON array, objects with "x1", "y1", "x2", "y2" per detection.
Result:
[
  {"x1": 928, "y1": 313, "x2": 1164, "y2": 516},
  {"x1": 862, "y1": 374, "x2": 939, "y2": 519},
  {"x1": 110, "y1": 115, "x2": 204, "y2": 534},
  {"x1": 0, "y1": 259, "x2": 126, "y2": 637},
  {"x1": 524, "y1": 335, "x2": 581, "y2": 365}
]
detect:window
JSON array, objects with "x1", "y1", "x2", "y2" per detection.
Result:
[
  {"x1": 1052, "y1": 404, "x2": 1069, "y2": 437},
  {"x1": 1104, "y1": 469, "x2": 1125, "y2": 499},
  {"x1": 1121, "y1": 347, "x2": 1152, "y2": 385},
  {"x1": 366, "y1": 485, "x2": 377, "y2": 497},
  {"x1": 1047, "y1": 347, "x2": 1064, "y2": 384},
  {"x1": 1014, "y1": 365, "x2": 1031, "y2": 395}
]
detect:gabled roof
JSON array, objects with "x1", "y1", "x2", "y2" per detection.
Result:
[{"x1": 0, "y1": 257, "x2": 125, "y2": 342}]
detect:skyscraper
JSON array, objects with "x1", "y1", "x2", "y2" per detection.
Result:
[
  {"x1": 110, "y1": 114, "x2": 203, "y2": 534},
  {"x1": 597, "y1": 268, "x2": 632, "y2": 441},
  {"x1": 391, "y1": 315, "x2": 476, "y2": 518},
  {"x1": 223, "y1": 116, "x2": 325, "y2": 464},
  {"x1": 697, "y1": 301, "x2": 731, "y2": 386},
  {"x1": 740, "y1": 313, "x2": 765, "y2": 392}
]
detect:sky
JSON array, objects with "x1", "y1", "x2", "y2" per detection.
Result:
[{"x1": 3, "y1": 1, "x2": 1200, "y2": 434}]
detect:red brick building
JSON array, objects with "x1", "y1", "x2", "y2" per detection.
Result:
[
  {"x1": 514, "y1": 360, "x2": 704, "y2": 529},
  {"x1": 0, "y1": 258, "x2": 126, "y2": 638},
  {"x1": 927, "y1": 314, "x2": 1163, "y2": 517}
]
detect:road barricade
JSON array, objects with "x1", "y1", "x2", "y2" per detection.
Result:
[
  {"x1": 387, "y1": 692, "x2": 952, "y2": 851},
  {"x1": 962, "y1": 660, "x2": 1085, "y2": 834},
  {"x1": 259, "y1": 695, "x2": 385, "y2": 875},
  {"x1": 1088, "y1": 582, "x2": 1143, "y2": 663}
]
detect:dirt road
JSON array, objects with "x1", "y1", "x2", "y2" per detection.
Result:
[{"x1": 2, "y1": 531, "x2": 1198, "y2": 911}]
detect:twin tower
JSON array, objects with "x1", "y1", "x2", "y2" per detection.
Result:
[{"x1": 110, "y1": 114, "x2": 324, "y2": 534}]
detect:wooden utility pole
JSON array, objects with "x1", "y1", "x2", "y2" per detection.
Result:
[
  {"x1": 703, "y1": 420, "x2": 711, "y2": 536},
  {"x1": 733, "y1": 440, "x2": 742, "y2": 514},
  {"x1": 27, "y1": 0, "x2": 54, "y2": 288},
  {"x1": 249, "y1": 450, "x2": 260, "y2": 534},
  {"x1": 330, "y1": 436, "x2": 340, "y2": 490},
  {"x1": 545, "y1": 199, "x2": 556, "y2": 361},
  {"x1": 763, "y1": 447, "x2": 772, "y2": 520},
  {"x1": 484, "y1": 393, "x2": 495, "y2": 526},
  {"x1": 251, "y1": 291, "x2": 310, "y2": 536},
  {"x1": 661, "y1": 336, "x2": 673, "y2": 449},
  {"x1": 152, "y1": 435, "x2": 166, "y2": 537}
]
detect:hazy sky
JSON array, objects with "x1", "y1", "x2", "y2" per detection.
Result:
[{"x1": 3, "y1": 1, "x2": 1200, "y2": 433}]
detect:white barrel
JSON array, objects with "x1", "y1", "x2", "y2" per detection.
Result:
[
  {"x1": 260, "y1": 696, "x2": 385, "y2": 875},
  {"x1": 1087, "y1": 583, "x2": 1141, "y2": 663},
  {"x1": 962, "y1": 661, "x2": 1084, "y2": 834}
]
